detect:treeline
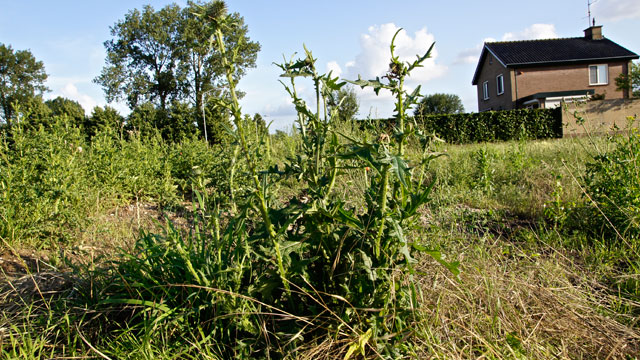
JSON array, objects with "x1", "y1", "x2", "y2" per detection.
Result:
[
  {"x1": 1, "y1": 1, "x2": 260, "y2": 144},
  {"x1": 5, "y1": 95, "x2": 268, "y2": 144},
  {"x1": 0, "y1": 112, "x2": 266, "y2": 247}
]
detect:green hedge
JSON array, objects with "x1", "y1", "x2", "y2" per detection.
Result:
[{"x1": 415, "y1": 108, "x2": 562, "y2": 144}]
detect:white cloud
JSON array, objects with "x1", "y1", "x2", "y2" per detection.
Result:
[
  {"x1": 454, "y1": 46, "x2": 482, "y2": 65},
  {"x1": 321, "y1": 23, "x2": 448, "y2": 118},
  {"x1": 453, "y1": 38, "x2": 495, "y2": 65},
  {"x1": 343, "y1": 23, "x2": 447, "y2": 84},
  {"x1": 593, "y1": 0, "x2": 640, "y2": 21},
  {"x1": 262, "y1": 97, "x2": 296, "y2": 117},
  {"x1": 58, "y1": 83, "x2": 98, "y2": 114},
  {"x1": 502, "y1": 24, "x2": 558, "y2": 41},
  {"x1": 326, "y1": 61, "x2": 342, "y2": 78}
]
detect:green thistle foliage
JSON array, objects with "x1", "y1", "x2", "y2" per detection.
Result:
[{"x1": 95, "y1": 24, "x2": 457, "y2": 358}]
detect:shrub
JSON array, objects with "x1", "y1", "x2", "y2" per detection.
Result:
[
  {"x1": 0, "y1": 117, "x2": 91, "y2": 245},
  {"x1": 583, "y1": 124, "x2": 640, "y2": 241},
  {"x1": 0, "y1": 109, "x2": 238, "y2": 247},
  {"x1": 416, "y1": 108, "x2": 562, "y2": 144}
]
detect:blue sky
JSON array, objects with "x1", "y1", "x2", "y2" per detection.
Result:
[{"x1": 1, "y1": 0, "x2": 638, "y2": 130}]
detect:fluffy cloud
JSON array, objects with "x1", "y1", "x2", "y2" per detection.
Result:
[
  {"x1": 502, "y1": 24, "x2": 558, "y2": 41},
  {"x1": 326, "y1": 61, "x2": 342, "y2": 78},
  {"x1": 454, "y1": 38, "x2": 496, "y2": 65},
  {"x1": 593, "y1": 0, "x2": 640, "y2": 21},
  {"x1": 342, "y1": 23, "x2": 447, "y2": 84},
  {"x1": 454, "y1": 24, "x2": 557, "y2": 66},
  {"x1": 59, "y1": 82, "x2": 98, "y2": 114},
  {"x1": 322, "y1": 23, "x2": 446, "y2": 118}
]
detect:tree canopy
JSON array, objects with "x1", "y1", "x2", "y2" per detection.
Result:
[
  {"x1": 0, "y1": 43, "x2": 49, "y2": 125},
  {"x1": 94, "y1": 1, "x2": 260, "y2": 138},
  {"x1": 329, "y1": 85, "x2": 359, "y2": 122},
  {"x1": 45, "y1": 97, "x2": 86, "y2": 126},
  {"x1": 414, "y1": 93, "x2": 465, "y2": 117}
]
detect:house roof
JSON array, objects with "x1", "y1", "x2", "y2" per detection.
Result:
[{"x1": 472, "y1": 37, "x2": 639, "y2": 85}]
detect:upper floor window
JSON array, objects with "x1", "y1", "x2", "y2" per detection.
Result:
[
  {"x1": 496, "y1": 74, "x2": 504, "y2": 95},
  {"x1": 589, "y1": 64, "x2": 608, "y2": 85},
  {"x1": 483, "y1": 81, "x2": 489, "y2": 100}
]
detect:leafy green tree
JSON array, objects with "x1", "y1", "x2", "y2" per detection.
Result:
[
  {"x1": 200, "y1": 97, "x2": 232, "y2": 144},
  {"x1": 414, "y1": 93, "x2": 465, "y2": 116},
  {"x1": 94, "y1": 1, "x2": 259, "y2": 137},
  {"x1": 616, "y1": 61, "x2": 640, "y2": 98},
  {"x1": 328, "y1": 85, "x2": 359, "y2": 121},
  {"x1": 162, "y1": 101, "x2": 199, "y2": 142},
  {"x1": 86, "y1": 105, "x2": 124, "y2": 138},
  {"x1": 125, "y1": 102, "x2": 161, "y2": 138},
  {"x1": 182, "y1": 1, "x2": 260, "y2": 134},
  {"x1": 0, "y1": 43, "x2": 49, "y2": 125},
  {"x1": 94, "y1": 4, "x2": 184, "y2": 110},
  {"x1": 124, "y1": 101, "x2": 200, "y2": 142},
  {"x1": 45, "y1": 97, "x2": 86, "y2": 126}
]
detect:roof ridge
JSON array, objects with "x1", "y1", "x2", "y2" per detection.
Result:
[{"x1": 486, "y1": 37, "x2": 585, "y2": 45}]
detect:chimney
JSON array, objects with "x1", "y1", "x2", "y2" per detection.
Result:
[{"x1": 584, "y1": 24, "x2": 603, "y2": 40}]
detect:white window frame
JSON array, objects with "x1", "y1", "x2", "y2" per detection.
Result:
[
  {"x1": 496, "y1": 74, "x2": 504, "y2": 95},
  {"x1": 589, "y1": 64, "x2": 608, "y2": 85},
  {"x1": 482, "y1": 81, "x2": 489, "y2": 100}
]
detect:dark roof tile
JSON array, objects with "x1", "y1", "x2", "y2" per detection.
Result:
[
  {"x1": 486, "y1": 37, "x2": 638, "y2": 66},
  {"x1": 472, "y1": 37, "x2": 638, "y2": 84}
]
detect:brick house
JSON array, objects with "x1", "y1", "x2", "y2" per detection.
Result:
[{"x1": 472, "y1": 25, "x2": 638, "y2": 112}]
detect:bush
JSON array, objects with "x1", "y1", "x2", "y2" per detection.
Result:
[
  {"x1": 583, "y1": 126, "x2": 640, "y2": 241},
  {"x1": 0, "y1": 118, "x2": 91, "y2": 245},
  {"x1": 0, "y1": 111, "x2": 240, "y2": 247},
  {"x1": 416, "y1": 108, "x2": 561, "y2": 144}
]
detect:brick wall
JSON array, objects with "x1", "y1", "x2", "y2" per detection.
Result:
[
  {"x1": 515, "y1": 61, "x2": 629, "y2": 102},
  {"x1": 476, "y1": 53, "x2": 513, "y2": 111},
  {"x1": 562, "y1": 99, "x2": 640, "y2": 136}
]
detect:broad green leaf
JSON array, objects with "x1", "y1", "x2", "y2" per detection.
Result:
[{"x1": 390, "y1": 155, "x2": 410, "y2": 189}]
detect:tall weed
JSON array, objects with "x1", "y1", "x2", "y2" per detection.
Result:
[{"x1": 89, "y1": 8, "x2": 456, "y2": 358}]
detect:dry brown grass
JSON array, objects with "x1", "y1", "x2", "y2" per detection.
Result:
[{"x1": 413, "y1": 234, "x2": 640, "y2": 359}]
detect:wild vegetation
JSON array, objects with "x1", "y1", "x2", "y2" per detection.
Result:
[{"x1": 1, "y1": 1, "x2": 640, "y2": 359}]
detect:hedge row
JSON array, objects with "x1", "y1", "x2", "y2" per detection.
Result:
[{"x1": 414, "y1": 108, "x2": 562, "y2": 144}]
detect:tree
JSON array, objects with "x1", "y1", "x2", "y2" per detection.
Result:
[
  {"x1": 0, "y1": 43, "x2": 49, "y2": 125},
  {"x1": 182, "y1": 1, "x2": 260, "y2": 134},
  {"x1": 616, "y1": 61, "x2": 640, "y2": 98},
  {"x1": 328, "y1": 85, "x2": 359, "y2": 121},
  {"x1": 413, "y1": 93, "x2": 465, "y2": 117},
  {"x1": 86, "y1": 105, "x2": 125, "y2": 138},
  {"x1": 94, "y1": 1, "x2": 260, "y2": 136},
  {"x1": 94, "y1": 4, "x2": 185, "y2": 110},
  {"x1": 45, "y1": 97, "x2": 86, "y2": 126}
]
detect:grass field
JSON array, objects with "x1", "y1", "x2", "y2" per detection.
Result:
[{"x1": 1, "y1": 120, "x2": 639, "y2": 358}]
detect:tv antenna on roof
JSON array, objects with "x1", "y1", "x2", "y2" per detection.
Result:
[{"x1": 587, "y1": 0, "x2": 599, "y2": 26}]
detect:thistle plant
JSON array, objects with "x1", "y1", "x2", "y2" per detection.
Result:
[{"x1": 96, "y1": 7, "x2": 457, "y2": 357}]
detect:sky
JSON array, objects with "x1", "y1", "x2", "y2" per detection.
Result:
[{"x1": 1, "y1": 0, "x2": 639, "y2": 130}]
